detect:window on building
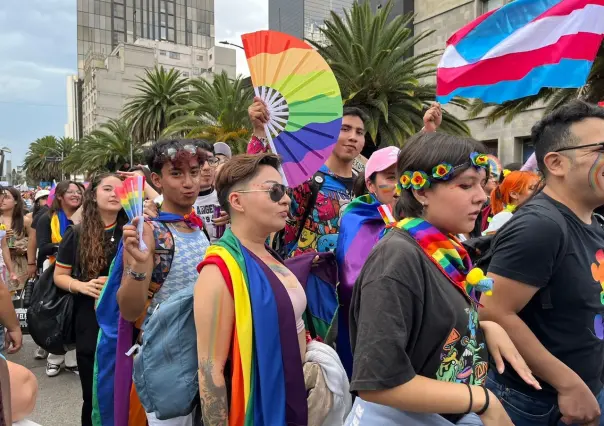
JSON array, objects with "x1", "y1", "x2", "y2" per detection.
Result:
[
  {"x1": 208, "y1": 67, "x2": 213, "y2": 73},
  {"x1": 160, "y1": 27, "x2": 167, "y2": 39},
  {"x1": 193, "y1": 67, "x2": 200, "y2": 75},
  {"x1": 169, "y1": 51, "x2": 180, "y2": 59},
  {"x1": 483, "y1": 0, "x2": 504, "y2": 12},
  {"x1": 160, "y1": 50, "x2": 167, "y2": 55},
  {"x1": 209, "y1": 53, "x2": 212, "y2": 60},
  {"x1": 197, "y1": 55, "x2": 203, "y2": 61},
  {"x1": 182, "y1": 72, "x2": 189, "y2": 77}
]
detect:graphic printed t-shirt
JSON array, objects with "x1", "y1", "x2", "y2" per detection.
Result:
[
  {"x1": 193, "y1": 188, "x2": 223, "y2": 242},
  {"x1": 349, "y1": 228, "x2": 488, "y2": 422},
  {"x1": 285, "y1": 165, "x2": 354, "y2": 258},
  {"x1": 489, "y1": 193, "x2": 604, "y2": 400}
]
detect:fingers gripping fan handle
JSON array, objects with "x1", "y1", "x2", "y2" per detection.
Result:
[
  {"x1": 27, "y1": 264, "x2": 76, "y2": 355},
  {"x1": 242, "y1": 30, "x2": 343, "y2": 187}
]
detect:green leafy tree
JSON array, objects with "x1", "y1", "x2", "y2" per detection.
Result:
[
  {"x1": 23, "y1": 136, "x2": 77, "y2": 182},
  {"x1": 122, "y1": 66, "x2": 190, "y2": 144},
  {"x1": 66, "y1": 119, "x2": 143, "y2": 173},
  {"x1": 162, "y1": 72, "x2": 254, "y2": 154},
  {"x1": 466, "y1": 44, "x2": 604, "y2": 124},
  {"x1": 311, "y1": 0, "x2": 469, "y2": 146}
]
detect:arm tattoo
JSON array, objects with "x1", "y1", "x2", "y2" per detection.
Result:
[{"x1": 199, "y1": 358, "x2": 228, "y2": 426}]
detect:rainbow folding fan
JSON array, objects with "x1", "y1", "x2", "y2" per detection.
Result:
[
  {"x1": 115, "y1": 176, "x2": 147, "y2": 251},
  {"x1": 242, "y1": 30, "x2": 343, "y2": 187}
]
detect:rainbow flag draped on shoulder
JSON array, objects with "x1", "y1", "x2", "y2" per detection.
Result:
[
  {"x1": 335, "y1": 194, "x2": 388, "y2": 377},
  {"x1": 437, "y1": 0, "x2": 604, "y2": 104},
  {"x1": 201, "y1": 230, "x2": 308, "y2": 425}
]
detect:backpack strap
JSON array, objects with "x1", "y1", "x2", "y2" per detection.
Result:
[
  {"x1": 134, "y1": 221, "x2": 175, "y2": 329},
  {"x1": 293, "y1": 171, "x2": 326, "y2": 247}
]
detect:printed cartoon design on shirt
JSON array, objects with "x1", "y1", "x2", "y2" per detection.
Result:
[
  {"x1": 590, "y1": 250, "x2": 604, "y2": 340},
  {"x1": 590, "y1": 249, "x2": 604, "y2": 305},
  {"x1": 436, "y1": 307, "x2": 487, "y2": 385},
  {"x1": 284, "y1": 168, "x2": 353, "y2": 257}
]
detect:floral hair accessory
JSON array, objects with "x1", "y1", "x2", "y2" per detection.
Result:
[
  {"x1": 395, "y1": 183, "x2": 402, "y2": 196},
  {"x1": 410, "y1": 171, "x2": 430, "y2": 190},
  {"x1": 503, "y1": 169, "x2": 511, "y2": 178},
  {"x1": 470, "y1": 152, "x2": 489, "y2": 169},
  {"x1": 432, "y1": 163, "x2": 454, "y2": 181},
  {"x1": 400, "y1": 171, "x2": 413, "y2": 189}
]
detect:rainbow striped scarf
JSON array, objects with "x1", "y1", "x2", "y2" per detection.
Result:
[
  {"x1": 397, "y1": 217, "x2": 474, "y2": 298},
  {"x1": 202, "y1": 229, "x2": 307, "y2": 426}
]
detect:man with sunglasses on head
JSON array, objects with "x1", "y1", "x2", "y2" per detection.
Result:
[
  {"x1": 190, "y1": 139, "x2": 230, "y2": 242},
  {"x1": 480, "y1": 100, "x2": 604, "y2": 426},
  {"x1": 118, "y1": 140, "x2": 211, "y2": 426}
]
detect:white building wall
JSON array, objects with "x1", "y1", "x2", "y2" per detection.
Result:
[{"x1": 65, "y1": 75, "x2": 80, "y2": 139}]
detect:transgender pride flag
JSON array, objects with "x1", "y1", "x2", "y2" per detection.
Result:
[{"x1": 436, "y1": 0, "x2": 604, "y2": 104}]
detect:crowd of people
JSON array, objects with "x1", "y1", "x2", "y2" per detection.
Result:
[{"x1": 1, "y1": 98, "x2": 604, "y2": 426}]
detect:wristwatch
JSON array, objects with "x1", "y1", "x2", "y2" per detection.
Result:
[{"x1": 126, "y1": 266, "x2": 147, "y2": 281}]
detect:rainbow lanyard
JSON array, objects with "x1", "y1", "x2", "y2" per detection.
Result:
[{"x1": 397, "y1": 217, "x2": 473, "y2": 298}]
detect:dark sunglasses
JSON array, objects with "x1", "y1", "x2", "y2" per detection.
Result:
[
  {"x1": 237, "y1": 183, "x2": 287, "y2": 202},
  {"x1": 555, "y1": 142, "x2": 604, "y2": 153}
]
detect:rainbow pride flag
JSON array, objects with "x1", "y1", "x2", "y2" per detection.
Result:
[
  {"x1": 335, "y1": 194, "x2": 389, "y2": 377},
  {"x1": 201, "y1": 230, "x2": 308, "y2": 425}
]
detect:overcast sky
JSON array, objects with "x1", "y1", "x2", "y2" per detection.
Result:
[{"x1": 0, "y1": 0, "x2": 268, "y2": 170}]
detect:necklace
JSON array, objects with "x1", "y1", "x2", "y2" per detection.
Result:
[{"x1": 105, "y1": 221, "x2": 117, "y2": 243}]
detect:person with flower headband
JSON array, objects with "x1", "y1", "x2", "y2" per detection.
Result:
[
  {"x1": 345, "y1": 132, "x2": 540, "y2": 425},
  {"x1": 117, "y1": 139, "x2": 211, "y2": 426}
]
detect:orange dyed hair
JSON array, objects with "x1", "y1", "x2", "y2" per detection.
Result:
[{"x1": 490, "y1": 171, "x2": 539, "y2": 214}]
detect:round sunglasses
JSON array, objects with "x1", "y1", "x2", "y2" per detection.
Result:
[{"x1": 237, "y1": 183, "x2": 287, "y2": 202}]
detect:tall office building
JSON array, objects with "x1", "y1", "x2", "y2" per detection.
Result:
[
  {"x1": 77, "y1": 0, "x2": 215, "y2": 75},
  {"x1": 269, "y1": 0, "x2": 355, "y2": 42}
]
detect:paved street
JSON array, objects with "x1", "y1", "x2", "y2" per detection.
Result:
[{"x1": 7, "y1": 335, "x2": 81, "y2": 426}]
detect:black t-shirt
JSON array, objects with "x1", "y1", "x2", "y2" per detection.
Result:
[
  {"x1": 489, "y1": 193, "x2": 604, "y2": 400},
  {"x1": 31, "y1": 205, "x2": 49, "y2": 230},
  {"x1": 349, "y1": 228, "x2": 488, "y2": 421},
  {"x1": 56, "y1": 224, "x2": 123, "y2": 354}
]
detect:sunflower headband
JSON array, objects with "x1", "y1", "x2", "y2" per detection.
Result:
[{"x1": 397, "y1": 152, "x2": 489, "y2": 192}]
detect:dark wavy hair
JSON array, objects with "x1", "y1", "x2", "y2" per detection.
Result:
[
  {"x1": 78, "y1": 173, "x2": 128, "y2": 281},
  {"x1": 3, "y1": 187, "x2": 25, "y2": 237},
  {"x1": 145, "y1": 139, "x2": 208, "y2": 175}
]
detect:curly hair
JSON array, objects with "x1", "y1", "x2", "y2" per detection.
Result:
[
  {"x1": 2, "y1": 187, "x2": 25, "y2": 237},
  {"x1": 78, "y1": 173, "x2": 127, "y2": 281}
]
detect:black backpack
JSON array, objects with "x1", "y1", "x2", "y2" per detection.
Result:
[{"x1": 27, "y1": 225, "x2": 81, "y2": 355}]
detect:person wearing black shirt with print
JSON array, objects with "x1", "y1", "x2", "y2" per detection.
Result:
[
  {"x1": 481, "y1": 101, "x2": 604, "y2": 426},
  {"x1": 346, "y1": 132, "x2": 539, "y2": 426},
  {"x1": 53, "y1": 174, "x2": 126, "y2": 426}
]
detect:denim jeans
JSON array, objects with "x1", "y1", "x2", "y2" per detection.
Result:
[{"x1": 487, "y1": 372, "x2": 604, "y2": 426}]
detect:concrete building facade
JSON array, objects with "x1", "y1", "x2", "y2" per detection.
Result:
[
  {"x1": 65, "y1": 75, "x2": 83, "y2": 140},
  {"x1": 413, "y1": 0, "x2": 543, "y2": 164},
  {"x1": 80, "y1": 39, "x2": 236, "y2": 136},
  {"x1": 269, "y1": 0, "x2": 355, "y2": 42},
  {"x1": 77, "y1": 0, "x2": 216, "y2": 76}
]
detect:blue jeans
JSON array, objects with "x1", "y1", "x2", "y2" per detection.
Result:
[{"x1": 487, "y1": 372, "x2": 604, "y2": 426}]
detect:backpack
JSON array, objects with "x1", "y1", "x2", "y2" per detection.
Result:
[
  {"x1": 132, "y1": 286, "x2": 197, "y2": 420},
  {"x1": 27, "y1": 225, "x2": 80, "y2": 355},
  {"x1": 272, "y1": 171, "x2": 326, "y2": 258},
  {"x1": 132, "y1": 245, "x2": 340, "y2": 420}
]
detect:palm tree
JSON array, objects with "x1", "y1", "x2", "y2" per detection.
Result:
[
  {"x1": 23, "y1": 136, "x2": 77, "y2": 182},
  {"x1": 162, "y1": 72, "x2": 254, "y2": 154},
  {"x1": 310, "y1": 0, "x2": 469, "y2": 146},
  {"x1": 122, "y1": 66, "x2": 190, "y2": 144},
  {"x1": 466, "y1": 44, "x2": 604, "y2": 124},
  {"x1": 66, "y1": 119, "x2": 143, "y2": 173}
]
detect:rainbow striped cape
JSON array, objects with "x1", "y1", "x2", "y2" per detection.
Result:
[
  {"x1": 202, "y1": 229, "x2": 308, "y2": 425},
  {"x1": 335, "y1": 194, "x2": 387, "y2": 377}
]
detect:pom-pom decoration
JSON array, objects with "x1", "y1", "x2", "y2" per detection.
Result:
[{"x1": 466, "y1": 267, "x2": 493, "y2": 296}]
